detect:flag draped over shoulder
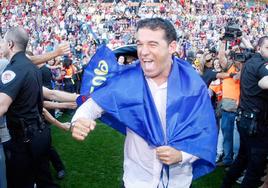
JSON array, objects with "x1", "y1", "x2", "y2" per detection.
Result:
[{"x1": 80, "y1": 45, "x2": 217, "y2": 179}]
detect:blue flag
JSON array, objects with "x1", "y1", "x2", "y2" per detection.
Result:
[
  {"x1": 79, "y1": 45, "x2": 217, "y2": 179},
  {"x1": 79, "y1": 44, "x2": 119, "y2": 96},
  {"x1": 77, "y1": 44, "x2": 136, "y2": 106}
]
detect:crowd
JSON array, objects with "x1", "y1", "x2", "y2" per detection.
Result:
[
  {"x1": 0, "y1": 0, "x2": 266, "y2": 92},
  {"x1": 0, "y1": 0, "x2": 268, "y2": 188},
  {"x1": 1, "y1": 0, "x2": 267, "y2": 57}
]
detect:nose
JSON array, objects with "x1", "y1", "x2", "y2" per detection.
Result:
[{"x1": 138, "y1": 44, "x2": 150, "y2": 57}]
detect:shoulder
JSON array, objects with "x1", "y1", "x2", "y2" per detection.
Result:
[
  {"x1": 173, "y1": 57, "x2": 206, "y2": 86},
  {"x1": 1, "y1": 70, "x2": 17, "y2": 85},
  {"x1": 245, "y1": 53, "x2": 265, "y2": 71},
  {"x1": 112, "y1": 62, "x2": 142, "y2": 83},
  {"x1": 6, "y1": 54, "x2": 39, "y2": 81},
  {"x1": 246, "y1": 53, "x2": 264, "y2": 65}
]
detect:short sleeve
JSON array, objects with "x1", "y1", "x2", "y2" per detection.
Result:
[{"x1": 0, "y1": 67, "x2": 26, "y2": 100}]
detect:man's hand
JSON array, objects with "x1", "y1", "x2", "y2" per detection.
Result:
[
  {"x1": 156, "y1": 146, "x2": 182, "y2": 165},
  {"x1": 61, "y1": 122, "x2": 71, "y2": 131},
  {"x1": 56, "y1": 41, "x2": 70, "y2": 56},
  {"x1": 71, "y1": 118, "x2": 96, "y2": 141},
  {"x1": 229, "y1": 72, "x2": 237, "y2": 78}
]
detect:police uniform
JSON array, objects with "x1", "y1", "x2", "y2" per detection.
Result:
[
  {"x1": 0, "y1": 52, "x2": 58, "y2": 188},
  {"x1": 221, "y1": 53, "x2": 268, "y2": 188}
]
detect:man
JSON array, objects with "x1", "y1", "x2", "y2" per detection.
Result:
[
  {"x1": 217, "y1": 41, "x2": 241, "y2": 167},
  {"x1": 0, "y1": 55, "x2": 9, "y2": 188},
  {"x1": 0, "y1": 34, "x2": 72, "y2": 186},
  {"x1": 221, "y1": 36, "x2": 268, "y2": 188},
  {"x1": 0, "y1": 27, "x2": 58, "y2": 188},
  {"x1": 71, "y1": 18, "x2": 217, "y2": 188}
]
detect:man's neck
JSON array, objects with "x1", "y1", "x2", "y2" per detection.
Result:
[
  {"x1": 151, "y1": 62, "x2": 172, "y2": 86},
  {"x1": 151, "y1": 76, "x2": 168, "y2": 86},
  {"x1": 7, "y1": 50, "x2": 23, "y2": 61}
]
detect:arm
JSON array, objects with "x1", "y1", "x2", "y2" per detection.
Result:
[
  {"x1": 240, "y1": 36, "x2": 254, "y2": 49},
  {"x1": 29, "y1": 42, "x2": 70, "y2": 65},
  {"x1": 0, "y1": 93, "x2": 12, "y2": 117},
  {"x1": 156, "y1": 146, "x2": 198, "y2": 165},
  {"x1": 218, "y1": 41, "x2": 228, "y2": 69},
  {"x1": 71, "y1": 98, "x2": 103, "y2": 141},
  {"x1": 216, "y1": 72, "x2": 231, "y2": 79},
  {"x1": 47, "y1": 64, "x2": 62, "y2": 70},
  {"x1": 258, "y1": 76, "x2": 268, "y2": 89},
  {"x1": 43, "y1": 86, "x2": 78, "y2": 102},
  {"x1": 43, "y1": 108, "x2": 70, "y2": 131},
  {"x1": 43, "y1": 101, "x2": 77, "y2": 109}
]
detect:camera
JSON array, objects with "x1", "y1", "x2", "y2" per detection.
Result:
[
  {"x1": 230, "y1": 48, "x2": 255, "y2": 62},
  {"x1": 222, "y1": 21, "x2": 242, "y2": 41}
]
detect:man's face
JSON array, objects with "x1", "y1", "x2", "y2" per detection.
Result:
[
  {"x1": 260, "y1": 39, "x2": 268, "y2": 59},
  {"x1": 0, "y1": 36, "x2": 9, "y2": 59},
  {"x1": 0, "y1": 37, "x2": 8, "y2": 57},
  {"x1": 136, "y1": 28, "x2": 176, "y2": 80},
  {"x1": 48, "y1": 60, "x2": 55, "y2": 65}
]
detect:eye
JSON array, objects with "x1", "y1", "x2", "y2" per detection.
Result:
[
  {"x1": 148, "y1": 42, "x2": 158, "y2": 48},
  {"x1": 136, "y1": 42, "x2": 142, "y2": 47}
]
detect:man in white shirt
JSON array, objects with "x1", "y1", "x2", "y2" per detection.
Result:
[{"x1": 71, "y1": 18, "x2": 217, "y2": 188}]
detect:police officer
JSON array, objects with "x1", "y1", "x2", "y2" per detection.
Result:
[
  {"x1": 221, "y1": 36, "x2": 268, "y2": 188},
  {"x1": 0, "y1": 27, "x2": 58, "y2": 188}
]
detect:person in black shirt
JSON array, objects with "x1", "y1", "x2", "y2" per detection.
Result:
[
  {"x1": 0, "y1": 27, "x2": 58, "y2": 188},
  {"x1": 37, "y1": 59, "x2": 67, "y2": 180},
  {"x1": 221, "y1": 36, "x2": 268, "y2": 188}
]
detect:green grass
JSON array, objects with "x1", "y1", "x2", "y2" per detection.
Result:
[{"x1": 51, "y1": 114, "x2": 239, "y2": 188}]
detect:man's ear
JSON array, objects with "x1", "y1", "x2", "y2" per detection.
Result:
[
  {"x1": 255, "y1": 46, "x2": 260, "y2": 53},
  {"x1": 8, "y1": 40, "x2": 14, "y2": 49},
  {"x1": 168, "y1": 41, "x2": 177, "y2": 54}
]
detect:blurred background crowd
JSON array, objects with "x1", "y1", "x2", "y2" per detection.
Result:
[
  {"x1": 1, "y1": 0, "x2": 267, "y2": 58},
  {"x1": 1, "y1": 0, "x2": 267, "y2": 114}
]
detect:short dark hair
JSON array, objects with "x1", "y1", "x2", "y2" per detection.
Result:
[
  {"x1": 5, "y1": 27, "x2": 28, "y2": 50},
  {"x1": 63, "y1": 58, "x2": 72, "y2": 68},
  {"x1": 136, "y1": 17, "x2": 177, "y2": 44},
  {"x1": 257, "y1": 36, "x2": 268, "y2": 47}
]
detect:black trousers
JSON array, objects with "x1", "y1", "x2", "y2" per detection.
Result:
[
  {"x1": 221, "y1": 117, "x2": 268, "y2": 188},
  {"x1": 45, "y1": 119, "x2": 65, "y2": 173},
  {"x1": 49, "y1": 146, "x2": 65, "y2": 172},
  {"x1": 4, "y1": 137, "x2": 59, "y2": 188}
]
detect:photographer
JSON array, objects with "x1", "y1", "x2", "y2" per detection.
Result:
[
  {"x1": 217, "y1": 40, "x2": 241, "y2": 168},
  {"x1": 221, "y1": 36, "x2": 268, "y2": 188}
]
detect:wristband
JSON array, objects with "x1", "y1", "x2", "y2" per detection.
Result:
[{"x1": 69, "y1": 121, "x2": 76, "y2": 131}]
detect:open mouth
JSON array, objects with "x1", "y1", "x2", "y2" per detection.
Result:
[{"x1": 143, "y1": 60, "x2": 155, "y2": 70}]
